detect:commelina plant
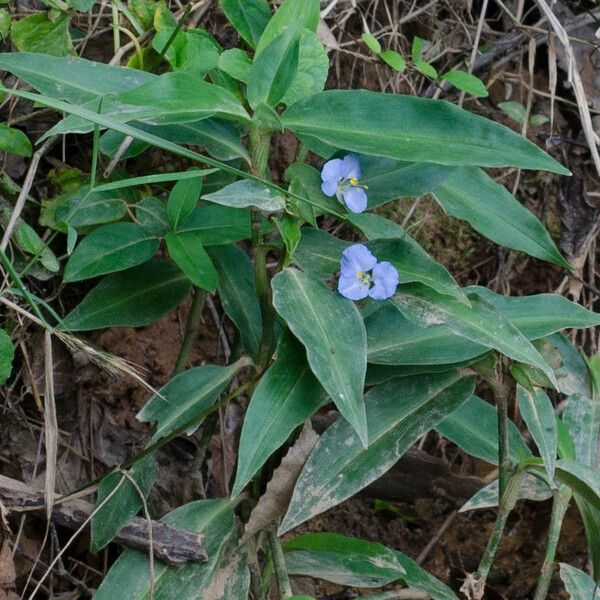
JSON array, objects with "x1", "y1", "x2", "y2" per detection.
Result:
[{"x1": 1, "y1": 0, "x2": 600, "y2": 598}]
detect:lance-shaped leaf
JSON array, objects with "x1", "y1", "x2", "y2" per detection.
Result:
[
  {"x1": 209, "y1": 244, "x2": 262, "y2": 358},
  {"x1": 165, "y1": 231, "x2": 218, "y2": 292},
  {"x1": 202, "y1": 179, "x2": 285, "y2": 212},
  {"x1": 219, "y1": 0, "x2": 271, "y2": 48},
  {"x1": 0, "y1": 52, "x2": 153, "y2": 104},
  {"x1": 94, "y1": 499, "x2": 235, "y2": 600},
  {"x1": 436, "y1": 395, "x2": 531, "y2": 465},
  {"x1": 517, "y1": 385, "x2": 557, "y2": 480},
  {"x1": 178, "y1": 204, "x2": 253, "y2": 246},
  {"x1": 137, "y1": 359, "x2": 247, "y2": 444},
  {"x1": 284, "y1": 533, "x2": 458, "y2": 600},
  {"x1": 272, "y1": 268, "x2": 368, "y2": 445},
  {"x1": 247, "y1": 25, "x2": 301, "y2": 109},
  {"x1": 280, "y1": 372, "x2": 475, "y2": 533},
  {"x1": 47, "y1": 72, "x2": 250, "y2": 137},
  {"x1": 282, "y1": 90, "x2": 569, "y2": 173},
  {"x1": 434, "y1": 167, "x2": 569, "y2": 268},
  {"x1": 167, "y1": 173, "x2": 203, "y2": 230},
  {"x1": 64, "y1": 222, "x2": 159, "y2": 282},
  {"x1": 293, "y1": 227, "x2": 348, "y2": 279},
  {"x1": 554, "y1": 460, "x2": 600, "y2": 513},
  {"x1": 559, "y1": 563, "x2": 600, "y2": 599},
  {"x1": 232, "y1": 332, "x2": 327, "y2": 496},
  {"x1": 391, "y1": 284, "x2": 558, "y2": 386},
  {"x1": 91, "y1": 454, "x2": 157, "y2": 552},
  {"x1": 60, "y1": 259, "x2": 192, "y2": 331}
]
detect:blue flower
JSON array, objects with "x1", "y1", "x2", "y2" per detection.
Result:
[
  {"x1": 338, "y1": 244, "x2": 399, "y2": 301},
  {"x1": 321, "y1": 154, "x2": 368, "y2": 213}
]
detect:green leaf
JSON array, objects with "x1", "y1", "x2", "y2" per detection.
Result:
[
  {"x1": 232, "y1": 332, "x2": 326, "y2": 496},
  {"x1": 367, "y1": 237, "x2": 466, "y2": 303},
  {"x1": 554, "y1": 460, "x2": 600, "y2": 513},
  {"x1": 284, "y1": 533, "x2": 458, "y2": 599},
  {"x1": 499, "y1": 101, "x2": 527, "y2": 125},
  {"x1": 60, "y1": 259, "x2": 192, "y2": 331},
  {"x1": 202, "y1": 179, "x2": 285, "y2": 212},
  {"x1": 285, "y1": 162, "x2": 342, "y2": 219},
  {"x1": 219, "y1": 0, "x2": 271, "y2": 48},
  {"x1": 135, "y1": 196, "x2": 169, "y2": 236},
  {"x1": 275, "y1": 214, "x2": 301, "y2": 258},
  {"x1": 152, "y1": 29, "x2": 219, "y2": 73},
  {"x1": 391, "y1": 285, "x2": 558, "y2": 387},
  {"x1": 255, "y1": 0, "x2": 319, "y2": 54},
  {"x1": 272, "y1": 267, "x2": 368, "y2": 445},
  {"x1": 280, "y1": 372, "x2": 475, "y2": 532},
  {"x1": 128, "y1": 0, "x2": 156, "y2": 31},
  {"x1": 380, "y1": 50, "x2": 406, "y2": 72},
  {"x1": 11, "y1": 12, "x2": 73, "y2": 57},
  {"x1": 281, "y1": 30, "x2": 329, "y2": 107},
  {"x1": 64, "y1": 223, "x2": 159, "y2": 282},
  {"x1": 559, "y1": 563, "x2": 600, "y2": 599},
  {"x1": 436, "y1": 395, "x2": 531, "y2": 465},
  {"x1": 411, "y1": 37, "x2": 437, "y2": 78},
  {"x1": 356, "y1": 159, "x2": 454, "y2": 209},
  {"x1": 247, "y1": 25, "x2": 301, "y2": 109},
  {"x1": 282, "y1": 90, "x2": 569, "y2": 173},
  {"x1": 49, "y1": 72, "x2": 250, "y2": 137},
  {"x1": 9, "y1": 217, "x2": 59, "y2": 272},
  {"x1": 91, "y1": 453, "x2": 157, "y2": 552},
  {"x1": 167, "y1": 172, "x2": 203, "y2": 230},
  {"x1": 441, "y1": 70, "x2": 488, "y2": 97},
  {"x1": 361, "y1": 33, "x2": 381, "y2": 55},
  {"x1": 529, "y1": 114, "x2": 550, "y2": 126},
  {"x1": 165, "y1": 231, "x2": 217, "y2": 292},
  {"x1": 0, "y1": 124, "x2": 31, "y2": 157},
  {"x1": 137, "y1": 360, "x2": 245, "y2": 444},
  {"x1": 209, "y1": 244, "x2": 262, "y2": 357},
  {"x1": 0, "y1": 9, "x2": 11, "y2": 39},
  {"x1": 517, "y1": 386, "x2": 557, "y2": 479},
  {"x1": 178, "y1": 204, "x2": 253, "y2": 246},
  {"x1": 218, "y1": 48, "x2": 252, "y2": 83},
  {"x1": 434, "y1": 167, "x2": 569, "y2": 268},
  {"x1": 54, "y1": 188, "x2": 126, "y2": 230},
  {"x1": 94, "y1": 499, "x2": 236, "y2": 600},
  {"x1": 0, "y1": 52, "x2": 152, "y2": 104},
  {"x1": 0, "y1": 329, "x2": 14, "y2": 386}
]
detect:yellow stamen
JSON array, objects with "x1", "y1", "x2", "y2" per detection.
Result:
[
  {"x1": 349, "y1": 176, "x2": 359, "y2": 186},
  {"x1": 356, "y1": 271, "x2": 363, "y2": 279}
]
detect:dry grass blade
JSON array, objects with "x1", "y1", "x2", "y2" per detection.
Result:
[
  {"x1": 242, "y1": 424, "x2": 319, "y2": 541},
  {"x1": 535, "y1": 0, "x2": 600, "y2": 177},
  {"x1": 43, "y1": 330, "x2": 57, "y2": 522}
]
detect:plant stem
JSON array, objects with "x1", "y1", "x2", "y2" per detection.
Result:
[
  {"x1": 267, "y1": 527, "x2": 292, "y2": 599},
  {"x1": 248, "y1": 124, "x2": 276, "y2": 369},
  {"x1": 473, "y1": 470, "x2": 524, "y2": 596},
  {"x1": 533, "y1": 487, "x2": 570, "y2": 600},
  {"x1": 172, "y1": 288, "x2": 206, "y2": 376}
]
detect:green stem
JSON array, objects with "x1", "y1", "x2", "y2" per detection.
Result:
[
  {"x1": 172, "y1": 288, "x2": 206, "y2": 376},
  {"x1": 267, "y1": 527, "x2": 292, "y2": 599},
  {"x1": 533, "y1": 487, "x2": 570, "y2": 600},
  {"x1": 474, "y1": 470, "x2": 524, "y2": 593}
]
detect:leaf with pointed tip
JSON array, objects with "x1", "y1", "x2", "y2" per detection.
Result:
[
  {"x1": 554, "y1": 460, "x2": 600, "y2": 513},
  {"x1": 60, "y1": 260, "x2": 191, "y2": 331},
  {"x1": 167, "y1": 173, "x2": 203, "y2": 230},
  {"x1": 272, "y1": 268, "x2": 368, "y2": 444},
  {"x1": 517, "y1": 385, "x2": 557, "y2": 480},
  {"x1": 284, "y1": 533, "x2": 458, "y2": 599},
  {"x1": 232, "y1": 332, "x2": 326, "y2": 496},
  {"x1": 436, "y1": 395, "x2": 531, "y2": 465},
  {"x1": 202, "y1": 179, "x2": 285, "y2": 212},
  {"x1": 434, "y1": 167, "x2": 570, "y2": 268},
  {"x1": 559, "y1": 563, "x2": 600, "y2": 599},
  {"x1": 209, "y1": 244, "x2": 262, "y2": 357},
  {"x1": 165, "y1": 231, "x2": 217, "y2": 292},
  {"x1": 219, "y1": 0, "x2": 271, "y2": 48},
  {"x1": 391, "y1": 285, "x2": 558, "y2": 386},
  {"x1": 178, "y1": 204, "x2": 253, "y2": 246},
  {"x1": 137, "y1": 360, "x2": 245, "y2": 444},
  {"x1": 280, "y1": 372, "x2": 474, "y2": 533},
  {"x1": 281, "y1": 90, "x2": 569, "y2": 173},
  {"x1": 63, "y1": 223, "x2": 159, "y2": 282}
]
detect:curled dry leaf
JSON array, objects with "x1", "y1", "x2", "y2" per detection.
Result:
[{"x1": 242, "y1": 423, "x2": 319, "y2": 541}]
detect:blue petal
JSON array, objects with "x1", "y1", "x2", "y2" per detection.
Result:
[
  {"x1": 369, "y1": 261, "x2": 399, "y2": 300},
  {"x1": 321, "y1": 178, "x2": 338, "y2": 197},
  {"x1": 341, "y1": 154, "x2": 362, "y2": 180},
  {"x1": 321, "y1": 158, "x2": 343, "y2": 183},
  {"x1": 343, "y1": 187, "x2": 368, "y2": 213},
  {"x1": 338, "y1": 274, "x2": 370, "y2": 300},
  {"x1": 340, "y1": 244, "x2": 377, "y2": 277}
]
